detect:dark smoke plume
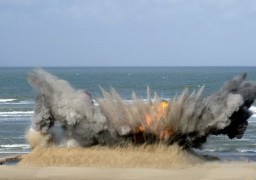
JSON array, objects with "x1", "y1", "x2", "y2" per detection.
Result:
[{"x1": 27, "y1": 69, "x2": 256, "y2": 149}]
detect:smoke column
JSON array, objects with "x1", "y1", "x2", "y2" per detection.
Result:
[
  {"x1": 27, "y1": 69, "x2": 256, "y2": 149},
  {"x1": 27, "y1": 69, "x2": 121, "y2": 148}
]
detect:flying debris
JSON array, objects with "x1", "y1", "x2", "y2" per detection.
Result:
[{"x1": 27, "y1": 69, "x2": 256, "y2": 149}]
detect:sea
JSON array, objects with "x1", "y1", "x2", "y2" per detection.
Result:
[{"x1": 1, "y1": 67, "x2": 256, "y2": 160}]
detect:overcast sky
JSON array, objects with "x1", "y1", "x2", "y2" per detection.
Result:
[{"x1": 0, "y1": 0, "x2": 256, "y2": 67}]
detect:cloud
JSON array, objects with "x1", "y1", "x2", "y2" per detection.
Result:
[
  {"x1": 1, "y1": 0, "x2": 256, "y2": 26},
  {"x1": 0, "y1": 0, "x2": 36, "y2": 6},
  {"x1": 1, "y1": 0, "x2": 256, "y2": 67},
  {"x1": 41, "y1": 0, "x2": 256, "y2": 24}
]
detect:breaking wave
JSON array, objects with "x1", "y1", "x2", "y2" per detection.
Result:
[
  {"x1": 0, "y1": 144, "x2": 30, "y2": 152},
  {"x1": 0, "y1": 144, "x2": 30, "y2": 149},
  {"x1": 0, "y1": 99, "x2": 17, "y2": 103},
  {"x1": 251, "y1": 115, "x2": 256, "y2": 118},
  {"x1": 0, "y1": 111, "x2": 34, "y2": 117},
  {"x1": 0, "y1": 99, "x2": 34, "y2": 105},
  {"x1": 250, "y1": 106, "x2": 256, "y2": 117}
]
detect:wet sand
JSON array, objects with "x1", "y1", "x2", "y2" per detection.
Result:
[
  {"x1": 0, "y1": 153, "x2": 24, "y2": 165},
  {"x1": 0, "y1": 153, "x2": 25, "y2": 158},
  {"x1": 0, "y1": 162, "x2": 256, "y2": 180}
]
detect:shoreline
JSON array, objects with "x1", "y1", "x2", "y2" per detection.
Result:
[
  {"x1": 196, "y1": 151, "x2": 256, "y2": 161},
  {"x1": 0, "y1": 152, "x2": 28, "y2": 157},
  {"x1": 0, "y1": 154, "x2": 22, "y2": 166}
]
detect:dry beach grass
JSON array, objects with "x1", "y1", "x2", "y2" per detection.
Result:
[
  {"x1": 1, "y1": 145, "x2": 256, "y2": 179},
  {"x1": 19, "y1": 144, "x2": 207, "y2": 168}
]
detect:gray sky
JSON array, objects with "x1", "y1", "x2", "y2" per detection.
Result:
[{"x1": 1, "y1": 0, "x2": 256, "y2": 67}]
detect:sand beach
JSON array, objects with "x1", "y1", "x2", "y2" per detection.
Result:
[{"x1": 1, "y1": 162, "x2": 256, "y2": 180}]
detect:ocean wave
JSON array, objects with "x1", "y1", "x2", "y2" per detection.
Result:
[
  {"x1": 200, "y1": 147, "x2": 256, "y2": 153},
  {"x1": 236, "y1": 148, "x2": 256, "y2": 153},
  {"x1": 250, "y1": 106, "x2": 256, "y2": 114},
  {"x1": 0, "y1": 144, "x2": 30, "y2": 149},
  {"x1": 200, "y1": 148, "x2": 216, "y2": 152},
  {"x1": 0, "y1": 111, "x2": 34, "y2": 117},
  {"x1": 0, "y1": 99, "x2": 17, "y2": 103},
  {"x1": 0, "y1": 151, "x2": 29, "y2": 154},
  {"x1": 1, "y1": 100, "x2": 34, "y2": 105},
  {"x1": 250, "y1": 114, "x2": 256, "y2": 119}
]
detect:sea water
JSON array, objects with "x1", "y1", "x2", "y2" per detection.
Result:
[{"x1": 0, "y1": 67, "x2": 256, "y2": 159}]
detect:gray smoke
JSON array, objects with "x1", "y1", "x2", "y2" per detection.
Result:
[
  {"x1": 27, "y1": 69, "x2": 256, "y2": 149},
  {"x1": 28, "y1": 69, "x2": 121, "y2": 147}
]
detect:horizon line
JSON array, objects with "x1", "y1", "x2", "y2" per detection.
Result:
[{"x1": 1, "y1": 65, "x2": 256, "y2": 68}]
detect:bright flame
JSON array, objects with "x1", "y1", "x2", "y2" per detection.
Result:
[
  {"x1": 152, "y1": 100, "x2": 169, "y2": 121},
  {"x1": 155, "y1": 101, "x2": 168, "y2": 119},
  {"x1": 145, "y1": 114, "x2": 152, "y2": 126},
  {"x1": 138, "y1": 101, "x2": 171, "y2": 138}
]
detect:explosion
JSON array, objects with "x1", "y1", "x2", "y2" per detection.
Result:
[
  {"x1": 141, "y1": 101, "x2": 169, "y2": 132},
  {"x1": 26, "y1": 69, "x2": 256, "y2": 150}
]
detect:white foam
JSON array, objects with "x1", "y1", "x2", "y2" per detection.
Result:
[
  {"x1": 0, "y1": 151, "x2": 29, "y2": 154},
  {"x1": 237, "y1": 148, "x2": 256, "y2": 153},
  {"x1": 201, "y1": 148, "x2": 216, "y2": 152},
  {"x1": 0, "y1": 111, "x2": 34, "y2": 117},
  {"x1": 249, "y1": 106, "x2": 256, "y2": 114},
  {"x1": 92, "y1": 99, "x2": 99, "y2": 106},
  {"x1": 0, "y1": 144, "x2": 30, "y2": 149},
  {"x1": 0, "y1": 99, "x2": 17, "y2": 103},
  {"x1": 3, "y1": 100, "x2": 34, "y2": 105}
]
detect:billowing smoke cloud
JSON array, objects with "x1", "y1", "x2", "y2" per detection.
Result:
[
  {"x1": 27, "y1": 69, "x2": 121, "y2": 147},
  {"x1": 27, "y1": 69, "x2": 256, "y2": 149}
]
